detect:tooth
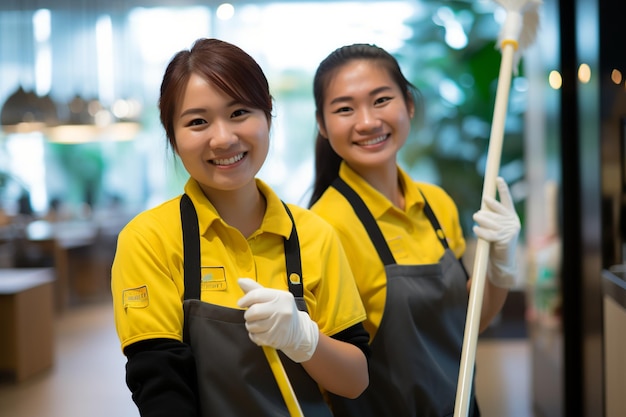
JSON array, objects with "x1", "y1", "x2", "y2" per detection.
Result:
[
  {"x1": 362, "y1": 135, "x2": 385, "y2": 145},
  {"x1": 214, "y1": 153, "x2": 244, "y2": 165}
]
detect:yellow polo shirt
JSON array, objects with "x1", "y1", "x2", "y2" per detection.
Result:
[
  {"x1": 112, "y1": 178, "x2": 366, "y2": 351},
  {"x1": 311, "y1": 163, "x2": 466, "y2": 340}
]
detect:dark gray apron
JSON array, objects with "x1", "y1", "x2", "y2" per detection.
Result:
[
  {"x1": 179, "y1": 194, "x2": 333, "y2": 417},
  {"x1": 327, "y1": 178, "x2": 479, "y2": 417}
]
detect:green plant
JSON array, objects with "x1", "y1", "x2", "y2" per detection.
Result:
[{"x1": 397, "y1": 1, "x2": 526, "y2": 234}]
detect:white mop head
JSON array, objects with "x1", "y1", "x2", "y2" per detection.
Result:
[{"x1": 494, "y1": 0, "x2": 541, "y2": 73}]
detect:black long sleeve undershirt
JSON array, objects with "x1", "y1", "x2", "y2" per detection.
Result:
[
  {"x1": 124, "y1": 338, "x2": 199, "y2": 417},
  {"x1": 332, "y1": 322, "x2": 371, "y2": 359}
]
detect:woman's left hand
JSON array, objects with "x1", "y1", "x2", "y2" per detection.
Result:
[{"x1": 472, "y1": 177, "x2": 521, "y2": 288}]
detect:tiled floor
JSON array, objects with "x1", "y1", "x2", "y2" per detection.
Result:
[{"x1": 0, "y1": 300, "x2": 532, "y2": 417}]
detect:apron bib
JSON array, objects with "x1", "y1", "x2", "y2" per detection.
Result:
[
  {"x1": 180, "y1": 194, "x2": 332, "y2": 417},
  {"x1": 327, "y1": 178, "x2": 479, "y2": 417}
]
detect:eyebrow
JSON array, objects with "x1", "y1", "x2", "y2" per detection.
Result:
[
  {"x1": 179, "y1": 108, "x2": 205, "y2": 118},
  {"x1": 329, "y1": 85, "x2": 393, "y2": 105},
  {"x1": 179, "y1": 99, "x2": 240, "y2": 118}
]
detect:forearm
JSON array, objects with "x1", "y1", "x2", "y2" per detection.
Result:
[
  {"x1": 478, "y1": 279, "x2": 508, "y2": 332},
  {"x1": 301, "y1": 333, "x2": 369, "y2": 398}
]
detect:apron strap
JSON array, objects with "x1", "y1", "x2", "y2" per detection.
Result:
[
  {"x1": 180, "y1": 194, "x2": 307, "y2": 313},
  {"x1": 331, "y1": 177, "x2": 450, "y2": 265},
  {"x1": 418, "y1": 190, "x2": 450, "y2": 249},
  {"x1": 282, "y1": 202, "x2": 308, "y2": 313},
  {"x1": 332, "y1": 177, "x2": 396, "y2": 266},
  {"x1": 181, "y1": 193, "x2": 201, "y2": 300}
]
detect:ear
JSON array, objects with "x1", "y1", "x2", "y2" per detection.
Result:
[{"x1": 316, "y1": 113, "x2": 328, "y2": 138}]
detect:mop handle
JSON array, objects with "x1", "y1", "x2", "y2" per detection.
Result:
[
  {"x1": 453, "y1": 43, "x2": 516, "y2": 417},
  {"x1": 262, "y1": 346, "x2": 305, "y2": 417}
]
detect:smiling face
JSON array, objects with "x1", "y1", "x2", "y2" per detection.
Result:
[
  {"x1": 173, "y1": 72, "x2": 270, "y2": 198},
  {"x1": 318, "y1": 59, "x2": 414, "y2": 174}
]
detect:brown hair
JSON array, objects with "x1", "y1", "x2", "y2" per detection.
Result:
[
  {"x1": 308, "y1": 43, "x2": 421, "y2": 207},
  {"x1": 158, "y1": 38, "x2": 273, "y2": 152}
]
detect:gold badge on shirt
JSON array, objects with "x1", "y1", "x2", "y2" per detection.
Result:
[
  {"x1": 201, "y1": 266, "x2": 227, "y2": 291},
  {"x1": 122, "y1": 285, "x2": 149, "y2": 308}
]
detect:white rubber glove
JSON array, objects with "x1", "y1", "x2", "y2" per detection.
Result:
[
  {"x1": 472, "y1": 177, "x2": 521, "y2": 288},
  {"x1": 237, "y1": 278, "x2": 319, "y2": 363}
]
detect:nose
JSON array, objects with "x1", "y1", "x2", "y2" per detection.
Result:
[
  {"x1": 354, "y1": 108, "x2": 382, "y2": 132},
  {"x1": 209, "y1": 119, "x2": 237, "y2": 149}
]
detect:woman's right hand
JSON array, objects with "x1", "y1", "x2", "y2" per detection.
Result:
[{"x1": 237, "y1": 278, "x2": 319, "y2": 362}]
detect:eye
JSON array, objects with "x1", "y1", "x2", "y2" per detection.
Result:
[
  {"x1": 374, "y1": 96, "x2": 393, "y2": 105},
  {"x1": 332, "y1": 106, "x2": 353, "y2": 114},
  {"x1": 231, "y1": 108, "x2": 250, "y2": 118},
  {"x1": 187, "y1": 118, "x2": 206, "y2": 127}
]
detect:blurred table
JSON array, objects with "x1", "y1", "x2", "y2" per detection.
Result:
[
  {"x1": 26, "y1": 220, "x2": 101, "y2": 310},
  {"x1": 0, "y1": 268, "x2": 55, "y2": 382}
]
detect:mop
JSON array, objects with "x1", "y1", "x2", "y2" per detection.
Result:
[
  {"x1": 263, "y1": 346, "x2": 305, "y2": 417},
  {"x1": 453, "y1": 1, "x2": 541, "y2": 416},
  {"x1": 237, "y1": 278, "x2": 304, "y2": 416}
]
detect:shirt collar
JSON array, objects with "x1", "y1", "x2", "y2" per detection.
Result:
[
  {"x1": 338, "y1": 162, "x2": 425, "y2": 218},
  {"x1": 183, "y1": 178, "x2": 293, "y2": 239},
  {"x1": 255, "y1": 179, "x2": 293, "y2": 239},
  {"x1": 398, "y1": 167, "x2": 426, "y2": 212}
]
